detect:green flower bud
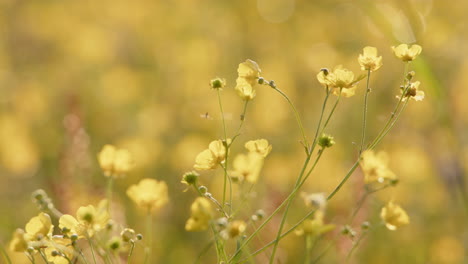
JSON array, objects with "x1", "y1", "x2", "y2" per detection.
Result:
[
  {"x1": 318, "y1": 134, "x2": 335, "y2": 148},
  {"x1": 210, "y1": 77, "x2": 226, "y2": 89}
]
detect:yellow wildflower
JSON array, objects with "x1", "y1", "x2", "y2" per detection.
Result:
[
  {"x1": 235, "y1": 59, "x2": 261, "y2": 101},
  {"x1": 295, "y1": 211, "x2": 335, "y2": 236},
  {"x1": 245, "y1": 139, "x2": 272, "y2": 157},
  {"x1": 25, "y1": 212, "x2": 53, "y2": 241},
  {"x1": 98, "y1": 144, "x2": 133, "y2": 178},
  {"x1": 399, "y1": 81, "x2": 425, "y2": 101},
  {"x1": 380, "y1": 201, "x2": 410, "y2": 230},
  {"x1": 185, "y1": 197, "x2": 214, "y2": 231},
  {"x1": 126, "y1": 178, "x2": 169, "y2": 213},
  {"x1": 392, "y1": 44, "x2": 422, "y2": 62},
  {"x1": 360, "y1": 150, "x2": 397, "y2": 185},
  {"x1": 230, "y1": 152, "x2": 264, "y2": 183},
  {"x1": 221, "y1": 220, "x2": 246, "y2": 240},
  {"x1": 193, "y1": 139, "x2": 231, "y2": 170},
  {"x1": 317, "y1": 66, "x2": 362, "y2": 98},
  {"x1": 59, "y1": 200, "x2": 110, "y2": 237},
  {"x1": 9, "y1": 229, "x2": 28, "y2": 252},
  {"x1": 44, "y1": 237, "x2": 74, "y2": 264},
  {"x1": 358, "y1": 46, "x2": 383, "y2": 71}
]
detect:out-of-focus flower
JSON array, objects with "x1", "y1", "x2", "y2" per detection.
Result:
[
  {"x1": 392, "y1": 44, "x2": 422, "y2": 62},
  {"x1": 126, "y1": 178, "x2": 169, "y2": 213},
  {"x1": 25, "y1": 212, "x2": 53, "y2": 241},
  {"x1": 317, "y1": 66, "x2": 362, "y2": 98},
  {"x1": 185, "y1": 197, "x2": 214, "y2": 231},
  {"x1": 358, "y1": 46, "x2": 383, "y2": 71},
  {"x1": 98, "y1": 145, "x2": 133, "y2": 178},
  {"x1": 221, "y1": 220, "x2": 246, "y2": 240},
  {"x1": 181, "y1": 171, "x2": 199, "y2": 187},
  {"x1": 194, "y1": 139, "x2": 231, "y2": 170},
  {"x1": 360, "y1": 150, "x2": 397, "y2": 185},
  {"x1": 9, "y1": 229, "x2": 28, "y2": 252},
  {"x1": 398, "y1": 81, "x2": 425, "y2": 101},
  {"x1": 44, "y1": 237, "x2": 74, "y2": 264},
  {"x1": 295, "y1": 211, "x2": 335, "y2": 236},
  {"x1": 59, "y1": 200, "x2": 110, "y2": 237},
  {"x1": 318, "y1": 134, "x2": 335, "y2": 148},
  {"x1": 380, "y1": 201, "x2": 410, "y2": 230},
  {"x1": 120, "y1": 228, "x2": 136, "y2": 242},
  {"x1": 235, "y1": 59, "x2": 261, "y2": 101},
  {"x1": 210, "y1": 77, "x2": 226, "y2": 90},
  {"x1": 245, "y1": 139, "x2": 272, "y2": 157},
  {"x1": 230, "y1": 152, "x2": 264, "y2": 183},
  {"x1": 301, "y1": 192, "x2": 327, "y2": 211}
]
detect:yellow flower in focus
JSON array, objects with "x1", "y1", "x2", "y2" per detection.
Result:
[
  {"x1": 185, "y1": 197, "x2": 214, "y2": 231},
  {"x1": 360, "y1": 150, "x2": 397, "y2": 185},
  {"x1": 295, "y1": 211, "x2": 335, "y2": 236},
  {"x1": 230, "y1": 152, "x2": 264, "y2": 183},
  {"x1": 98, "y1": 145, "x2": 133, "y2": 178},
  {"x1": 25, "y1": 212, "x2": 53, "y2": 241},
  {"x1": 380, "y1": 201, "x2": 410, "y2": 230},
  {"x1": 399, "y1": 81, "x2": 425, "y2": 102},
  {"x1": 245, "y1": 139, "x2": 272, "y2": 157},
  {"x1": 235, "y1": 59, "x2": 261, "y2": 101},
  {"x1": 221, "y1": 220, "x2": 246, "y2": 240},
  {"x1": 127, "y1": 178, "x2": 169, "y2": 213},
  {"x1": 317, "y1": 66, "x2": 361, "y2": 98},
  {"x1": 194, "y1": 139, "x2": 231, "y2": 170},
  {"x1": 358, "y1": 46, "x2": 383, "y2": 71},
  {"x1": 59, "y1": 200, "x2": 110, "y2": 237},
  {"x1": 235, "y1": 77, "x2": 256, "y2": 101},
  {"x1": 9, "y1": 229, "x2": 28, "y2": 252},
  {"x1": 392, "y1": 44, "x2": 422, "y2": 62}
]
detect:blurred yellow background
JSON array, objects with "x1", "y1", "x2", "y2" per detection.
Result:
[{"x1": 0, "y1": 0, "x2": 467, "y2": 263}]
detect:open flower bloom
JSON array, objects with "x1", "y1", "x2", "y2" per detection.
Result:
[
  {"x1": 185, "y1": 197, "x2": 214, "y2": 231},
  {"x1": 235, "y1": 59, "x2": 261, "y2": 101},
  {"x1": 317, "y1": 66, "x2": 362, "y2": 98},
  {"x1": 230, "y1": 152, "x2": 264, "y2": 183},
  {"x1": 358, "y1": 46, "x2": 383, "y2": 71},
  {"x1": 59, "y1": 200, "x2": 110, "y2": 237},
  {"x1": 360, "y1": 150, "x2": 397, "y2": 185},
  {"x1": 44, "y1": 237, "x2": 74, "y2": 264},
  {"x1": 127, "y1": 178, "x2": 169, "y2": 213},
  {"x1": 380, "y1": 201, "x2": 410, "y2": 230},
  {"x1": 221, "y1": 220, "x2": 246, "y2": 240},
  {"x1": 98, "y1": 145, "x2": 133, "y2": 178},
  {"x1": 9, "y1": 229, "x2": 28, "y2": 252},
  {"x1": 245, "y1": 139, "x2": 272, "y2": 157},
  {"x1": 194, "y1": 139, "x2": 231, "y2": 170},
  {"x1": 398, "y1": 81, "x2": 425, "y2": 101},
  {"x1": 25, "y1": 212, "x2": 54, "y2": 241},
  {"x1": 295, "y1": 211, "x2": 335, "y2": 236},
  {"x1": 392, "y1": 44, "x2": 422, "y2": 62}
]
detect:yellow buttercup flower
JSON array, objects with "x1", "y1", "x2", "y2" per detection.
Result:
[
  {"x1": 230, "y1": 152, "x2": 264, "y2": 183},
  {"x1": 127, "y1": 178, "x2": 169, "y2": 213},
  {"x1": 380, "y1": 201, "x2": 410, "y2": 230},
  {"x1": 98, "y1": 144, "x2": 133, "y2": 178},
  {"x1": 194, "y1": 139, "x2": 231, "y2": 170},
  {"x1": 358, "y1": 46, "x2": 383, "y2": 71},
  {"x1": 185, "y1": 197, "x2": 214, "y2": 231},
  {"x1": 9, "y1": 229, "x2": 28, "y2": 252},
  {"x1": 317, "y1": 66, "x2": 362, "y2": 98},
  {"x1": 295, "y1": 211, "x2": 335, "y2": 236},
  {"x1": 245, "y1": 139, "x2": 272, "y2": 157},
  {"x1": 44, "y1": 237, "x2": 74, "y2": 264},
  {"x1": 399, "y1": 81, "x2": 425, "y2": 101},
  {"x1": 221, "y1": 220, "x2": 246, "y2": 240},
  {"x1": 392, "y1": 44, "x2": 422, "y2": 62},
  {"x1": 25, "y1": 212, "x2": 53, "y2": 241},
  {"x1": 360, "y1": 150, "x2": 397, "y2": 185},
  {"x1": 59, "y1": 200, "x2": 110, "y2": 237},
  {"x1": 235, "y1": 59, "x2": 261, "y2": 101}
]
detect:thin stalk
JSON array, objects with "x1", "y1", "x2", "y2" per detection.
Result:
[
  {"x1": 0, "y1": 243, "x2": 12, "y2": 264},
  {"x1": 304, "y1": 235, "x2": 313, "y2": 264},
  {"x1": 346, "y1": 232, "x2": 368, "y2": 261},
  {"x1": 39, "y1": 249, "x2": 49, "y2": 263},
  {"x1": 127, "y1": 241, "x2": 135, "y2": 264},
  {"x1": 107, "y1": 177, "x2": 114, "y2": 214},
  {"x1": 369, "y1": 99, "x2": 409, "y2": 149},
  {"x1": 320, "y1": 91, "x2": 342, "y2": 133},
  {"x1": 217, "y1": 89, "x2": 230, "y2": 211},
  {"x1": 144, "y1": 210, "x2": 152, "y2": 264},
  {"x1": 194, "y1": 240, "x2": 214, "y2": 264},
  {"x1": 327, "y1": 161, "x2": 360, "y2": 201},
  {"x1": 25, "y1": 253, "x2": 35, "y2": 264},
  {"x1": 272, "y1": 87, "x2": 309, "y2": 149},
  {"x1": 359, "y1": 70, "x2": 371, "y2": 154},
  {"x1": 309, "y1": 88, "x2": 331, "y2": 155},
  {"x1": 87, "y1": 233, "x2": 98, "y2": 264}
]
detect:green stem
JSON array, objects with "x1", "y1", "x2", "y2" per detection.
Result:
[
  {"x1": 217, "y1": 89, "x2": 230, "y2": 211},
  {"x1": 107, "y1": 177, "x2": 114, "y2": 214},
  {"x1": 194, "y1": 240, "x2": 214, "y2": 264},
  {"x1": 86, "y1": 233, "x2": 98, "y2": 264},
  {"x1": 25, "y1": 253, "x2": 35, "y2": 264},
  {"x1": 304, "y1": 235, "x2": 313, "y2": 264},
  {"x1": 144, "y1": 211, "x2": 152, "y2": 264},
  {"x1": 359, "y1": 70, "x2": 371, "y2": 154},
  {"x1": 39, "y1": 249, "x2": 49, "y2": 264},
  {"x1": 327, "y1": 161, "x2": 360, "y2": 201},
  {"x1": 319, "y1": 91, "x2": 342, "y2": 134},
  {"x1": 127, "y1": 241, "x2": 135, "y2": 264},
  {"x1": 0, "y1": 243, "x2": 12, "y2": 264},
  {"x1": 346, "y1": 231, "x2": 368, "y2": 261},
  {"x1": 309, "y1": 88, "x2": 331, "y2": 155},
  {"x1": 273, "y1": 87, "x2": 309, "y2": 149}
]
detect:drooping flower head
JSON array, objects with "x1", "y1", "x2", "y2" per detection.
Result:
[
  {"x1": 126, "y1": 178, "x2": 169, "y2": 213},
  {"x1": 235, "y1": 59, "x2": 261, "y2": 101},
  {"x1": 380, "y1": 201, "x2": 410, "y2": 230},
  {"x1": 358, "y1": 46, "x2": 383, "y2": 71},
  {"x1": 392, "y1": 44, "x2": 422, "y2": 62}
]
